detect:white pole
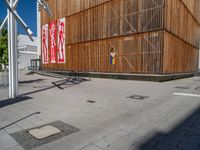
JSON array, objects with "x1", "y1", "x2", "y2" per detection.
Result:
[
  {"x1": 8, "y1": 8, "x2": 11, "y2": 98},
  {"x1": 37, "y1": 2, "x2": 41, "y2": 59},
  {"x1": 4, "y1": 0, "x2": 51, "y2": 98},
  {"x1": 13, "y1": 5, "x2": 18, "y2": 97},
  {"x1": 8, "y1": 0, "x2": 18, "y2": 98}
]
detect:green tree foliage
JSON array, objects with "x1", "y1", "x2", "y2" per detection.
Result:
[{"x1": 0, "y1": 27, "x2": 8, "y2": 71}]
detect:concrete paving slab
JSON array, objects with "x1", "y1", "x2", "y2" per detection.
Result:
[
  {"x1": 0, "y1": 134, "x2": 18, "y2": 150},
  {"x1": 28, "y1": 125, "x2": 61, "y2": 140},
  {"x1": 81, "y1": 144, "x2": 104, "y2": 150},
  {"x1": 6, "y1": 145, "x2": 24, "y2": 150},
  {"x1": 5, "y1": 125, "x2": 23, "y2": 134}
]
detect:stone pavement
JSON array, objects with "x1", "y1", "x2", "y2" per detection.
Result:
[{"x1": 0, "y1": 73, "x2": 200, "y2": 150}]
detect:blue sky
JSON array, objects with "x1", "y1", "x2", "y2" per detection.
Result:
[{"x1": 0, "y1": 0, "x2": 37, "y2": 36}]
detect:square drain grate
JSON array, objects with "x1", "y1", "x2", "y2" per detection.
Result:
[
  {"x1": 10, "y1": 121, "x2": 80, "y2": 150},
  {"x1": 127, "y1": 95, "x2": 149, "y2": 100}
]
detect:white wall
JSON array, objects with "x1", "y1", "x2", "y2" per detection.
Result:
[
  {"x1": 18, "y1": 49, "x2": 38, "y2": 70},
  {"x1": 17, "y1": 34, "x2": 38, "y2": 70},
  {"x1": 17, "y1": 34, "x2": 37, "y2": 47}
]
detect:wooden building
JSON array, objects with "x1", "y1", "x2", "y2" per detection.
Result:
[{"x1": 40, "y1": 0, "x2": 200, "y2": 76}]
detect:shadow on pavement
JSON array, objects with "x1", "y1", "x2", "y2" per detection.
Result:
[
  {"x1": 21, "y1": 78, "x2": 89, "y2": 96},
  {"x1": 0, "y1": 112, "x2": 40, "y2": 131},
  {"x1": 138, "y1": 106, "x2": 200, "y2": 150},
  {"x1": 0, "y1": 96, "x2": 32, "y2": 108},
  {"x1": 19, "y1": 79, "x2": 46, "y2": 84}
]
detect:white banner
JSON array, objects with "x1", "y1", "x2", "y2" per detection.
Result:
[
  {"x1": 57, "y1": 18, "x2": 66, "y2": 64},
  {"x1": 49, "y1": 21, "x2": 57, "y2": 63},
  {"x1": 42, "y1": 24, "x2": 48, "y2": 64}
]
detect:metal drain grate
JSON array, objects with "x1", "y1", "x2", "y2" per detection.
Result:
[
  {"x1": 127, "y1": 95, "x2": 149, "y2": 100},
  {"x1": 175, "y1": 86, "x2": 190, "y2": 89},
  {"x1": 87, "y1": 100, "x2": 96, "y2": 103},
  {"x1": 10, "y1": 121, "x2": 80, "y2": 150}
]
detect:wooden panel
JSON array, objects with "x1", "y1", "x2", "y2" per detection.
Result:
[
  {"x1": 66, "y1": 0, "x2": 164, "y2": 44},
  {"x1": 163, "y1": 31, "x2": 198, "y2": 74},
  {"x1": 181, "y1": 0, "x2": 200, "y2": 24},
  {"x1": 57, "y1": 0, "x2": 67, "y2": 19},
  {"x1": 140, "y1": 32, "x2": 163, "y2": 74},
  {"x1": 59, "y1": 31, "x2": 164, "y2": 74},
  {"x1": 141, "y1": 0, "x2": 164, "y2": 32},
  {"x1": 165, "y1": 0, "x2": 200, "y2": 48},
  {"x1": 41, "y1": 0, "x2": 57, "y2": 24},
  {"x1": 42, "y1": 0, "x2": 111, "y2": 22}
]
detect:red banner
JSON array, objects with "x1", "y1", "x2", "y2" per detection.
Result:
[
  {"x1": 42, "y1": 24, "x2": 48, "y2": 64},
  {"x1": 57, "y1": 18, "x2": 66, "y2": 63},
  {"x1": 49, "y1": 21, "x2": 57, "y2": 63}
]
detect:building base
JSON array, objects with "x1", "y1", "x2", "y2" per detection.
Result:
[{"x1": 33, "y1": 70, "x2": 194, "y2": 82}]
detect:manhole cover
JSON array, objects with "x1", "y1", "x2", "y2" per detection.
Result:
[
  {"x1": 10, "y1": 121, "x2": 80, "y2": 150},
  {"x1": 127, "y1": 95, "x2": 149, "y2": 100},
  {"x1": 28, "y1": 125, "x2": 61, "y2": 140},
  {"x1": 175, "y1": 86, "x2": 190, "y2": 89}
]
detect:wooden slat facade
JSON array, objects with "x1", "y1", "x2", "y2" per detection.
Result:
[
  {"x1": 66, "y1": 0, "x2": 164, "y2": 44},
  {"x1": 165, "y1": 0, "x2": 200, "y2": 48},
  {"x1": 41, "y1": 0, "x2": 200, "y2": 74},
  {"x1": 163, "y1": 31, "x2": 199, "y2": 74},
  {"x1": 181, "y1": 0, "x2": 200, "y2": 24}
]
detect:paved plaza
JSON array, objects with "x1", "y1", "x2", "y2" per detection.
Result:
[{"x1": 0, "y1": 72, "x2": 200, "y2": 150}]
